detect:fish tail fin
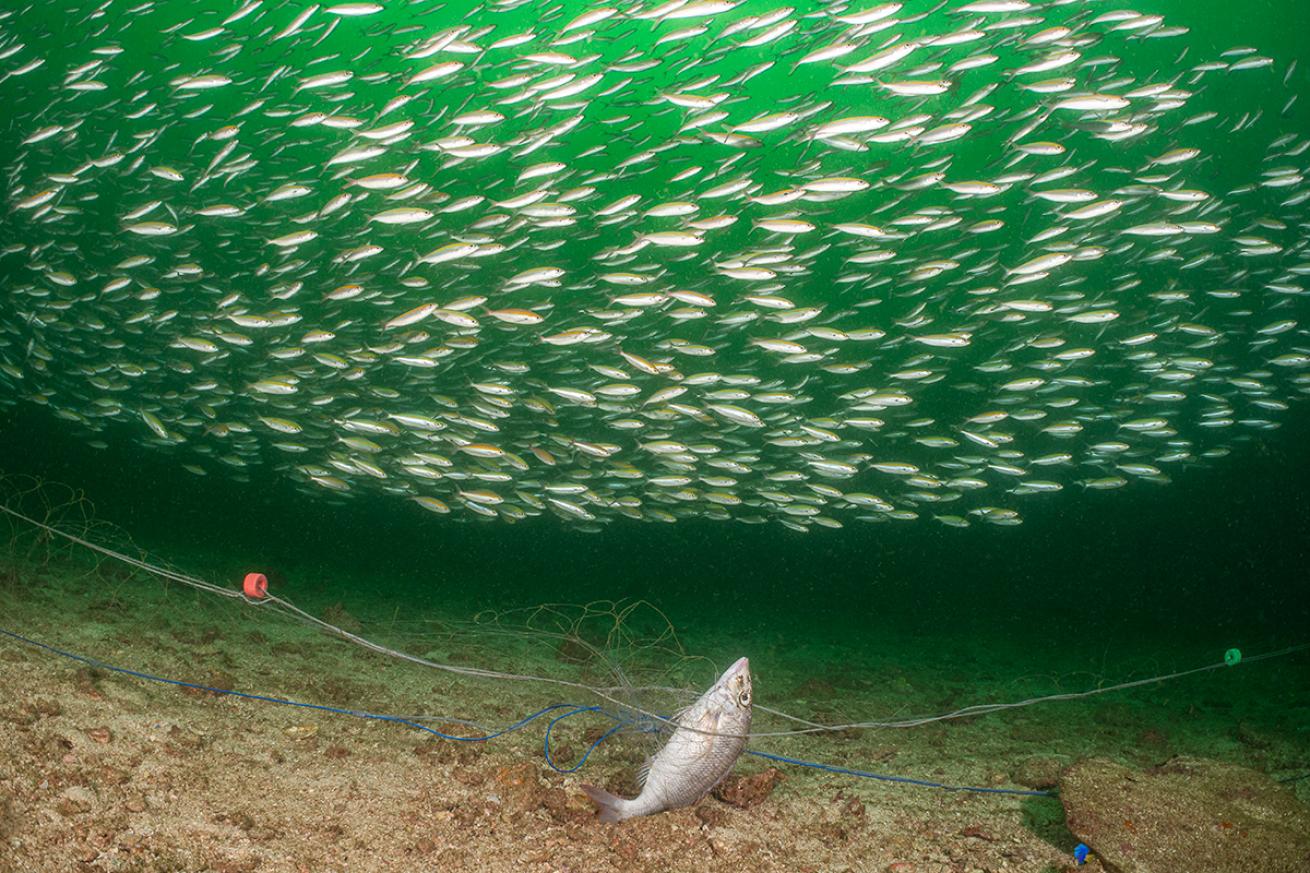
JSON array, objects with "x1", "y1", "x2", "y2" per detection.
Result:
[{"x1": 581, "y1": 784, "x2": 629, "y2": 823}]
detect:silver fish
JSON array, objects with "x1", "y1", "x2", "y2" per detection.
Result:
[
  {"x1": 2, "y1": 0, "x2": 1309, "y2": 534},
  {"x1": 583, "y1": 656, "x2": 752, "y2": 822}
]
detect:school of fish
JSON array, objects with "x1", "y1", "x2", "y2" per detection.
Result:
[{"x1": 1, "y1": 0, "x2": 1308, "y2": 531}]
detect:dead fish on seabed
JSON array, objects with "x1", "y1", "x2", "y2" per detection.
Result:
[{"x1": 583, "y1": 656, "x2": 752, "y2": 823}]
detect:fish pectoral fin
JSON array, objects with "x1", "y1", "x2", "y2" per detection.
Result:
[
  {"x1": 684, "y1": 709, "x2": 723, "y2": 763},
  {"x1": 691, "y1": 709, "x2": 721, "y2": 734}
]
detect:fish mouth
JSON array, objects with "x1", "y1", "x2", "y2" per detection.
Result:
[{"x1": 719, "y1": 656, "x2": 750, "y2": 684}]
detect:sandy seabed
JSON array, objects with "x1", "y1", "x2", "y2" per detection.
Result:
[{"x1": 1, "y1": 554, "x2": 1306, "y2": 873}]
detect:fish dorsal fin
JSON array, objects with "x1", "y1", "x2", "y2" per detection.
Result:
[{"x1": 636, "y1": 755, "x2": 653, "y2": 788}]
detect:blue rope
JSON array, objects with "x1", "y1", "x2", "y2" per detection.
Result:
[
  {"x1": 0, "y1": 624, "x2": 1056, "y2": 795},
  {"x1": 542, "y1": 706, "x2": 633, "y2": 773},
  {"x1": 0, "y1": 626, "x2": 577, "y2": 744},
  {"x1": 745, "y1": 749, "x2": 1055, "y2": 797}
]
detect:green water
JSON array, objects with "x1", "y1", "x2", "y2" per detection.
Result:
[
  {"x1": 3, "y1": 400, "x2": 1310, "y2": 644},
  {"x1": 1, "y1": 0, "x2": 1309, "y2": 840}
]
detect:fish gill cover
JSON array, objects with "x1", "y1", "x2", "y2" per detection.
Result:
[{"x1": 0, "y1": 0, "x2": 1307, "y2": 532}]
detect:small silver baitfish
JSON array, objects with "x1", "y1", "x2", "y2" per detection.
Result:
[{"x1": 583, "y1": 656, "x2": 752, "y2": 823}]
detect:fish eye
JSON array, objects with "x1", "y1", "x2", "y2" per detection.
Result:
[{"x1": 737, "y1": 689, "x2": 751, "y2": 707}]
